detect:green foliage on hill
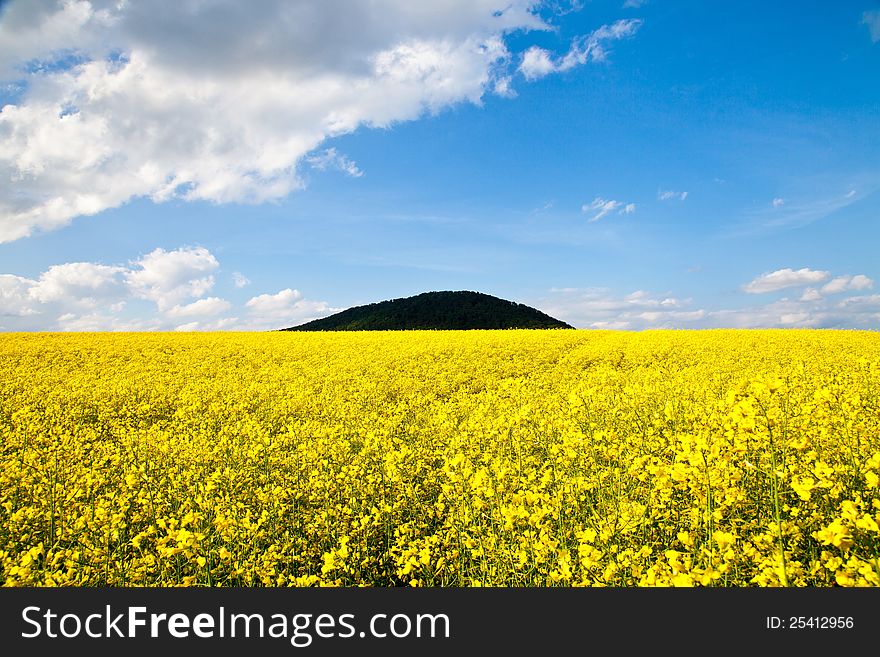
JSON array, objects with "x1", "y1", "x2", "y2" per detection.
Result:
[{"x1": 282, "y1": 291, "x2": 574, "y2": 331}]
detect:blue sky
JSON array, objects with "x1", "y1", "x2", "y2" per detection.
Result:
[{"x1": 1, "y1": 0, "x2": 878, "y2": 330}]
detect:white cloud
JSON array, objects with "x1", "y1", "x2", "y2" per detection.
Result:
[
  {"x1": 780, "y1": 312, "x2": 811, "y2": 325},
  {"x1": 582, "y1": 196, "x2": 635, "y2": 222},
  {"x1": 518, "y1": 18, "x2": 641, "y2": 79},
  {"x1": 232, "y1": 272, "x2": 251, "y2": 288},
  {"x1": 0, "y1": 1, "x2": 114, "y2": 78},
  {"x1": 583, "y1": 198, "x2": 620, "y2": 221},
  {"x1": 846, "y1": 275, "x2": 875, "y2": 290},
  {"x1": 165, "y1": 297, "x2": 232, "y2": 318},
  {"x1": 125, "y1": 246, "x2": 219, "y2": 311},
  {"x1": 173, "y1": 317, "x2": 240, "y2": 332},
  {"x1": 821, "y1": 274, "x2": 873, "y2": 295},
  {"x1": 306, "y1": 148, "x2": 364, "y2": 178},
  {"x1": 540, "y1": 270, "x2": 880, "y2": 330},
  {"x1": 493, "y1": 75, "x2": 516, "y2": 97},
  {"x1": 545, "y1": 265, "x2": 878, "y2": 330},
  {"x1": 55, "y1": 312, "x2": 160, "y2": 332},
  {"x1": 711, "y1": 270, "x2": 877, "y2": 328},
  {"x1": 0, "y1": 245, "x2": 225, "y2": 327},
  {"x1": 743, "y1": 268, "x2": 830, "y2": 294},
  {"x1": 245, "y1": 288, "x2": 304, "y2": 315},
  {"x1": 839, "y1": 294, "x2": 880, "y2": 310},
  {"x1": 799, "y1": 288, "x2": 822, "y2": 302},
  {"x1": 772, "y1": 197, "x2": 785, "y2": 208},
  {"x1": 863, "y1": 10, "x2": 880, "y2": 43},
  {"x1": 0, "y1": 274, "x2": 39, "y2": 316},
  {"x1": 706, "y1": 299, "x2": 831, "y2": 330},
  {"x1": 635, "y1": 310, "x2": 706, "y2": 323},
  {"x1": 245, "y1": 287, "x2": 338, "y2": 329},
  {"x1": 173, "y1": 322, "x2": 200, "y2": 332},
  {"x1": 659, "y1": 190, "x2": 687, "y2": 201},
  {"x1": 589, "y1": 320, "x2": 631, "y2": 330},
  {"x1": 0, "y1": 0, "x2": 557, "y2": 242},
  {"x1": 539, "y1": 288, "x2": 701, "y2": 329},
  {"x1": 28, "y1": 262, "x2": 126, "y2": 306},
  {"x1": 624, "y1": 290, "x2": 681, "y2": 307},
  {"x1": 519, "y1": 46, "x2": 556, "y2": 80},
  {"x1": 622, "y1": 0, "x2": 648, "y2": 7},
  {"x1": 0, "y1": 244, "x2": 334, "y2": 330}
]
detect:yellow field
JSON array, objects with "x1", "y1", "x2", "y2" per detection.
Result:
[{"x1": 1, "y1": 330, "x2": 879, "y2": 587}]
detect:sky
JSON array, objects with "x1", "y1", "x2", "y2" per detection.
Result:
[{"x1": 0, "y1": 0, "x2": 878, "y2": 331}]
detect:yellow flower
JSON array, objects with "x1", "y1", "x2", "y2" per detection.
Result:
[
  {"x1": 790, "y1": 477, "x2": 814, "y2": 501},
  {"x1": 815, "y1": 520, "x2": 853, "y2": 551},
  {"x1": 855, "y1": 514, "x2": 879, "y2": 533},
  {"x1": 1, "y1": 329, "x2": 879, "y2": 587},
  {"x1": 671, "y1": 573, "x2": 694, "y2": 587},
  {"x1": 712, "y1": 531, "x2": 736, "y2": 552}
]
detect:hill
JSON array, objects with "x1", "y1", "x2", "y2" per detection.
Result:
[{"x1": 281, "y1": 291, "x2": 574, "y2": 331}]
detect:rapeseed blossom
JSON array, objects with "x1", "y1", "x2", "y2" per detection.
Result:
[{"x1": 1, "y1": 330, "x2": 878, "y2": 586}]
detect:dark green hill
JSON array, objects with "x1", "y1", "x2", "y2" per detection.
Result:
[{"x1": 282, "y1": 291, "x2": 574, "y2": 331}]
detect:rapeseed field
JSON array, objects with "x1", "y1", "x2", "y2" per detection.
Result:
[{"x1": 1, "y1": 330, "x2": 878, "y2": 587}]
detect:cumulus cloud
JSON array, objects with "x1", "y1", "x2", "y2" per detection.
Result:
[
  {"x1": 126, "y1": 247, "x2": 219, "y2": 311},
  {"x1": 519, "y1": 46, "x2": 556, "y2": 79},
  {"x1": 0, "y1": 274, "x2": 39, "y2": 317},
  {"x1": 493, "y1": 74, "x2": 516, "y2": 97},
  {"x1": 0, "y1": 0, "x2": 560, "y2": 242},
  {"x1": 232, "y1": 272, "x2": 251, "y2": 289},
  {"x1": 844, "y1": 274, "x2": 874, "y2": 290},
  {"x1": 711, "y1": 269, "x2": 877, "y2": 328},
  {"x1": 820, "y1": 274, "x2": 873, "y2": 295},
  {"x1": 742, "y1": 268, "x2": 830, "y2": 294},
  {"x1": 718, "y1": 269, "x2": 877, "y2": 328},
  {"x1": 772, "y1": 197, "x2": 785, "y2": 208},
  {"x1": 624, "y1": 290, "x2": 681, "y2": 307},
  {"x1": 164, "y1": 297, "x2": 232, "y2": 318},
  {"x1": 27, "y1": 261, "x2": 126, "y2": 307},
  {"x1": 582, "y1": 197, "x2": 636, "y2": 222},
  {"x1": 244, "y1": 288, "x2": 338, "y2": 329},
  {"x1": 245, "y1": 288, "x2": 334, "y2": 318},
  {"x1": 245, "y1": 288, "x2": 304, "y2": 315},
  {"x1": 839, "y1": 294, "x2": 880, "y2": 310},
  {"x1": 0, "y1": 244, "x2": 334, "y2": 330},
  {"x1": 799, "y1": 288, "x2": 822, "y2": 302},
  {"x1": 706, "y1": 301, "x2": 828, "y2": 330},
  {"x1": 518, "y1": 18, "x2": 641, "y2": 79},
  {"x1": 54, "y1": 312, "x2": 160, "y2": 332},
  {"x1": 659, "y1": 190, "x2": 687, "y2": 201},
  {"x1": 539, "y1": 270, "x2": 880, "y2": 330},
  {"x1": 538, "y1": 288, "x2": 703, "y2": 329},
  {"x1": 173, "y1": 318, "x2": 240, "y2": 332}
]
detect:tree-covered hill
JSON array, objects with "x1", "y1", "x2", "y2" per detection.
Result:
[{"x1": 282, "y1": 291, "x2": 574, "y2": 331}]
